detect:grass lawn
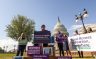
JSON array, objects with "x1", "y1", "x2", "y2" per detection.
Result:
[
  {"x1": 0, "y1": 53, "x2": 15, "y2": 59},
  {"x1": 0, "y1": 53, "x2": 95, "y2": 59}
]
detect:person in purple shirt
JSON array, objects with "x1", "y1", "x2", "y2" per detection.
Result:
[{"x1": 56, "y1": 31, "x2": 64, "y2": 56}]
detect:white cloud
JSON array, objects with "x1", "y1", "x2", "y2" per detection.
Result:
[
  {"x1": 0, "y1": 37, "x2": 33, "y2": 52},
  {"x1": 0, "y1": 37, "x2": 18, "y2": 52},
  {"x1": 69, "y1": 24, "x2": 82, "y2": 30}
]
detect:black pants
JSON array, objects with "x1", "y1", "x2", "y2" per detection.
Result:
[
  {"x1": 43, "y1": 43, "x2": 48, "y2": 47},
  {"x1": 78, "y1": 51, "x2": 83, "y2": 58},
  {"x1": 58, "y1": 43, "x2": 64, "y2": 56},
  {"x1": 34, "y1": 44, "x2": 39, "y2": 46},
  {"x1": 65, "y1": 41, "x2": 69, "y2": 50},
  {"x1": 16, "y1": 45, "x2": 26, "y2": 56}
]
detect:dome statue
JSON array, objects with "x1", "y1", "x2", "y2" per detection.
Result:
[{"x1": 52, "y1": 17, "x2": 69, "y2": 36}]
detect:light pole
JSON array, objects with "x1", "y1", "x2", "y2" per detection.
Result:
[
  {"x1": 3, "y1": 46, "x2": 5, "y2": 53},
  {"x1": 6, "y1": 46, "x2": 8, "y2": 52},
  {"x1": 75, "y1": 8, "x2": 88, "y2": 33},
  {"x1": 14, "y1": 45, "x2": 16, "y2": 52}
]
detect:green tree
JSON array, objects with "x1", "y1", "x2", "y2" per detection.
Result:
[
  {"x1": 0, "y1": 47, "x2": 2, "y2": 50},
  {"x1": 6, "y1": 15, "x2": 35, "y2": 40}
]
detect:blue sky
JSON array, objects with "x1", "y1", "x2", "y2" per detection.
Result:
[{"x1": 0, "y1": 0, "x2": 96, "y2": 40}]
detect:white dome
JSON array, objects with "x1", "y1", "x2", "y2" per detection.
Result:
[{"x1": 52, "y1": 17, "x2": 69, "y2": 36}]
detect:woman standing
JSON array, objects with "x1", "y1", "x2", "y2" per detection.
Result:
[
  {"x1": 64, "y1": 35, "x2": 71, "y2": 56},
  {"x1": 56, "y1": 31, "x2": 64, "y2": 56},
  {"x1": 16, "y1": 33, "x2": 28, "y2": 56}
]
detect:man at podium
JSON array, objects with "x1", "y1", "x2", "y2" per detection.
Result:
[{"x1": 34, "y1": 24, "x2": 51, "y2": 47}]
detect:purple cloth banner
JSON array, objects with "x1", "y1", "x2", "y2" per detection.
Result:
[
  {"x1": 27, "y1": 46, "x2": 41, "y2": 56},
  {"x1": 32, "y1": 55, "x2": 48, "y2": 59},
  {"x1": 56, "y1": 56, "x2": 72, "y2": 59}
]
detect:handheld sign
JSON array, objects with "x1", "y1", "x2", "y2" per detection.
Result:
[{"x1": 34, "y1": 31, "x2": 51, "y2": 43}]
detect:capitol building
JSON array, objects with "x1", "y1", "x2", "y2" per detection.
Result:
[
  {"x1": 75, "y1": 24, "x2": 96, "y2": 34},
  {"x1": 52, "y1": 18, "x2": 96, "y2": 51},
  {"x1": 52, "y1": 17, "x2": 68, "y2": 36},
  {"x1": 52, "y1": 17, "x2": 68, "y2": 50}
]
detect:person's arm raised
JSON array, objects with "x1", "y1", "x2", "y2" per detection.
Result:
[{"x1": 18, "y1": 36, "x2": 21, "y2": 41}]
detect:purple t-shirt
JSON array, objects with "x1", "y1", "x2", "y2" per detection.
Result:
[{"x1": 56, "y1": 33, "x2": 64, "y2": 43}]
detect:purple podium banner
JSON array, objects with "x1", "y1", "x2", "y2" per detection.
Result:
[
  {"x1": 32, "y1": 55, "x2": 48, "y2": 59},
  {"x1": 56, "y1": 56, "x2": 72, "y2": 59},
  {"x1": 27, "y1": 46, "x2": 41, "y2": 56}
]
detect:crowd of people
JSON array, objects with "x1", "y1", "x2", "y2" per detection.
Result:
[{"x1": 16, "y1": 24, "x2": 93, "y2": 58}]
